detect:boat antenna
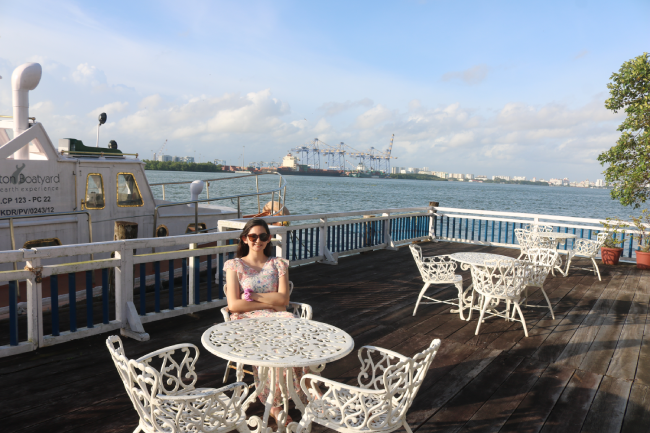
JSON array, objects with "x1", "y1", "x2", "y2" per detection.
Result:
[{"x1": 96, "y1": 112, "x2": 107, "y2": 147}]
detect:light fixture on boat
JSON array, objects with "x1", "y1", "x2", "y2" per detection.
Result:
[
  {"x1": 95, "y1": 112, "x2": 107, "y2": 147},
  {"x1": 108, "y1": 140, "x2": 118, "y2": 150}
]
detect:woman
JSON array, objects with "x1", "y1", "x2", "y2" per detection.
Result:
[{"x1": 223, "y1": 218, "x2": 310, "y2": 424}]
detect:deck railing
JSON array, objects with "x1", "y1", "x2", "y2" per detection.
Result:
[{"x1": 0, "y1": 204, "x2": 644, "y2": 357}]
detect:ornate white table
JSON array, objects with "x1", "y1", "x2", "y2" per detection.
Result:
[
  {"x1": 201, "y1": 317, "x2": 354, "y2": 433},
  {"x1": 448, "y1": 252, "x2": 516, "y2": 321},
  {"x1": 534, "y1": 232, "x2": 577, "y2": 276}
]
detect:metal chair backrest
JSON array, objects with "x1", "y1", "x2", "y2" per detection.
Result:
[
  {"x1": 470, "y1": 259, "x2": 529, "y2": 299},
  {"x1": 525, "y1": 224, "x2": 553, "y2": 233},
  {"x1": 525, "y1": 248, "x2": 557, "y2": 286},
  {"x1": 409, "y1": 244, "x2": 457, "y2": 283}
]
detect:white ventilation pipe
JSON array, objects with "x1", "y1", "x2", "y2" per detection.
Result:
[
  {"x1": 11, "y1": 63, "x2": 42, "y2": 160},
  {"x1": 189, "y1": 180, "x2": 205, "y2": 208}
]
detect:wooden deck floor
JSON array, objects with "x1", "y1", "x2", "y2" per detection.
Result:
[{"x1": 1, "y1": 241, "x2": 649, "y2": 433}]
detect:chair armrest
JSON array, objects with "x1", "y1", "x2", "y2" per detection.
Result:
[
  {"x1": 136, "y1": 343, "x2": 199, "y2": 364},
  {"x1": 157, "y1": 381, "x2": 249, "y2": 403},
  {"x1": 221, "y1": 306, "x2": 231, "y2": 322},
  {"x1": 299, "y1": 374, "x2": 384, "y2": 402},
  {"x1": 287, "y1": 302, "x2": 312, "y2": 319}
]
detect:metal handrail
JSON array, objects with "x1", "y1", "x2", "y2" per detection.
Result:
[
  {"x1": 1, "y1": 210, "x2": 94, "y2": 269},
  {"x1": 152, "y1": 172, "x2": 288, "y2": 241},
  {"x1": 149, "y1": 172, "x2": 280, "y2": 200}
]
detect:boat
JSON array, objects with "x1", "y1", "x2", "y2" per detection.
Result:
[{"x1": 0, "y1": 62, "x2": 287, "y2": 306}]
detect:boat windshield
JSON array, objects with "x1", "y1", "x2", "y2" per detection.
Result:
[{"x1": 117, "y1": 173, "x2": 144, "y2": 207}]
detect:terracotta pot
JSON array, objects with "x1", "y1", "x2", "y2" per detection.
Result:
[
  {"x1": 601, "y1": 247, "x2": 623, "y2": 265},
  {"x1": 636, "y1": 250, "x2": 650, "y2": 270}
]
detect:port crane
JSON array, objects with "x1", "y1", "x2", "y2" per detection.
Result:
[
  {"x1": 291, "y1": 138, "x2": 322, "y2": 169},
  {"x1": 153, "y1": 139, "x2": 168, "y2": 161}
]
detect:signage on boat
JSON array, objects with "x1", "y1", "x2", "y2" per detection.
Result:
[{"x1": 0, "y1": 162, "x2": 71, "y2": 216}]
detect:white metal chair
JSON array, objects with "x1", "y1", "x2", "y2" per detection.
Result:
[
  {"x1": 564, "y1": 232, "x2": 608, "y2": 281},
  {"x1": 221, "y1": 281, "x2": 314, "y2": 383},
  {"x1": 515, "y1": 228, "x2": 538, "y2": 259},
  {"x1": 521, "y1": 247, "x2": 558, "y2": 319},
  {"x1": 296, "y1": 338, "x2": 441, "y2": 433},
  {"x1": 470, "y1": 259, "x2": 537, "y2": 337},
  {"x1": 409, "y1": 244, "x2": 463, "y2": 317},
  {"x1": 524, "y1": 223, "x2": 553, "y2": 233},
  {"x1": 106, "y1": 335, "x2": 250, "y2": 433}
]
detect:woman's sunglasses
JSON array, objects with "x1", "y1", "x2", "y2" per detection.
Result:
[{"x1": 245, "y1": 233, "x2": 270, "y2": 242}]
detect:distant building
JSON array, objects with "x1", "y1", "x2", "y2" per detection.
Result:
[
  {"x1": 464, "y1": 174, "x2": 474, "y2": 180},
  {"x1": 493, "y1": 175, "x2": 511, "y2": 181},
  {"x1": 595, "y1": 179, "x2": 605, "y2": 187},
  {"x1": 512, "y1": 176, "x2": 526, "y2": 181},
  {"x1": 531, "y1": 177, "x2": 537, "y2": 182},
  {"x1": 475, "y1": 175, "x2": 488, "y2": 181},
  {"x1": 407, "y1": 167, "x2": 419, "y2": 174},
  {"x1": 162, "y1": 155, "x2": 173, "y2": 162},
  {"x1": 391, "y1": 167, "x2": 401, "y2": 174},
  {"x1": 182, "y1": 156, "x2": 195, "y2": 163},
  {"x1": 172, "y1": 156, "x2": 181, "y2": 162},
  {"x1": 549, "y1": 178, "x2": 563, "y2": 186}
]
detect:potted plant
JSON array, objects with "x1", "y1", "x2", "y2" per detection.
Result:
[
  {"x1": 630, "y1": 209, "x2": 650, "y2": 269},
  {"x1": 600, "y1": 218, "x2": 628, "y2": 265}
]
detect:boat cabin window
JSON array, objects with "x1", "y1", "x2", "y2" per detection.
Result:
[
  {"x1": 186, "y1": 223, "x2": 206, "y2": 234},
  {"x1": 117, "y1": 173, "x2": 143, "y2": 207},
  {"x1": 23, "y1": 238, "x2": 62, "y2": 249},
  {"x1": 84, "y1": 174, "x2": 105, "y2": 209},
  {"x1": 156, "y1": 225, "x2": 169, "y2": 237}
]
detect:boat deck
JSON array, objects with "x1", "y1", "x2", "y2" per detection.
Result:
[{"x1": 1, "y1": 241, "x2": 649, "y2": 433}]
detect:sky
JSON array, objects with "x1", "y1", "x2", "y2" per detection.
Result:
[{"x1": 0, "y1": 0, "x2": 648, "y2": 180}]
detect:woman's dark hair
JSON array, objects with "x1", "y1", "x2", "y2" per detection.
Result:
[{"x1": 236, "y1": 218, "x2": 273, "y2": 258}]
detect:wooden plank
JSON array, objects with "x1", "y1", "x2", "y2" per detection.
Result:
[
  {"x1": 540, "y1": 370, "x2": 602, "y2": 433},
  {"x1": 581, "y1": 375, "x2": 633, "y2": 433},
  {"x1": 553, "y1": 278, "x2": 623, "y2": 369},
  {"x1": 637, "y1": 309, "x2": 650, "y2": 386},
  {"x1": 456, "y1": 358, "x2": 548, "y2": 433},
  {"x1": 606, "y1": 292, "x2": 649, "y2": 380},
  {"x1": 406, "y1": 347, "x2": 502, "y2": 426},
  {"x1": 579, "y1": 290, "x2": 634, "y2": 375},
  {"x1": 415, "y1": 353, "x2": 524, "y2": 433},
  {"x1": 532, "y1": 277, "x2": 607, "y2": 364},
  {"x1": 621, "y1": 383, "x2": 650, "y2": 433},
  {"x1": 499, "y1": 364, "x2": 574, "y2": 433}
]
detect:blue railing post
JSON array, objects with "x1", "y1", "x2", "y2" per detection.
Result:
[
  {"x1": 169, "y1": 259, "x2": 175, "y2": 309},
  {"x1": 51, "y1": 275, "x2": 59, "y2": 336},
  {"x1": 139, "y1": 263, "x2": 146, "y2": 316},
  {"x1": 69, "y1": 273, "x2": 77, "y2": 332},
  {"x1": 102, "y1": 269, "x2": 109, "y2": 325},
  {"x1": 9, "y1": 281, "x2": 18, "y2": 346},
  {"x1": 182, "y1": 258, "x2": 188, "y2": 307},
  {"x1": 85, "y1": 271, "x2": 93, "y2": 328},
  {"x1": 154, "y1": 261, "x2": 161, "y2": 313},
  {"x1": 207, "y1": 254, "x2": 213, "y2": 302}
]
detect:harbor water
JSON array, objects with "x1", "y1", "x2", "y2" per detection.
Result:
[{"x1": 144, "y1": 171, "x2": 640, "y2": 221}]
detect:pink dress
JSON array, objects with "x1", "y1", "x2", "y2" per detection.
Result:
[{"x1": 223, "y1": 257, "x2": 313, "y2": 406}]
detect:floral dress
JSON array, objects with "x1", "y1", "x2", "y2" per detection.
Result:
[{"x1": 222, "y1": 256, "x2": 314, "y2": 406}]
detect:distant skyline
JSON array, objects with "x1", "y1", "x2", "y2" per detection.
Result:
[{"x1": 1, "y1": 0, "x2": 648, "y2": 180}]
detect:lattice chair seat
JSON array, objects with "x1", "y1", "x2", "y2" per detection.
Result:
[
  {"x1": 409, "y1": 244, "x2": 464, "y2": 317},
  {"x1": 106, "y1": 335, "x2": 250, "y2": 433},
  {"x1": 297, "y1": 339, "x2": 440, "y2": 433},
  {"x1": 565, "y1": 233, "x2": 608, "y2": 281}
]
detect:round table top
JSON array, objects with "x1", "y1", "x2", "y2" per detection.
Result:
[
  {"x1": 448, "y1": 252, "x2": 516, "y2": 266},
  {"x1": 201, "y1": 317, "x2": 355, "y2": 368},
  {"x1": 535, "y1": 232, "x2": 577, "y2": 239}
]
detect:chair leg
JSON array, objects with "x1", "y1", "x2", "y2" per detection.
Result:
[
  {"x1": 475, "y1": 295, "x2": 491, "y2": 335},
  {"x1": 539, "y1": 287, "x2": 555, "y2": 320},
  {"x1": 402, "y1": 420, "x2": 414, "y2": 433},
  {"x1": 296, "y1": 414, "x2": 312, "y2": 433},
  {"x1": 413, "y1": 283, "x2": 431, "y2": 316},
  {"x1": 565, "y1": 255, "x2": 573, "y2": 276},
  {"x1": 223, "y1": 360, "x2": 232, "y2": 383},
  {"x1": 592, "y1": 258, "x2": 602, "y2": 281},
  {"x1": 514, "y1": 302, "x2": 529, "y2": 337}
]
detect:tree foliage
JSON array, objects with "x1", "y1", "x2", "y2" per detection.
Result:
[
  {"x1": 144, "y1": 160, "x2": 223, "y2": 172},
  {"x1": 598, "y1": 53, "x2": 650, "y2": 209}
]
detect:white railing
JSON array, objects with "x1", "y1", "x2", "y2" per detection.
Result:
[
  {"x1": 1, "y1": 204, "x2": 643, "y2": 358},
  {"x1": 0, "y1": 206, "x2": 434, "y2": 357}
]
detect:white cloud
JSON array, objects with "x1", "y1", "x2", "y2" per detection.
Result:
[
  {"x1": 354, "y1": 104, "x2": 393, "y2": 129},
  {"x1": 318, "y1": 98, "x2": 374, "y2": 117},
  {"x1": 89, "y1": 101, "x2": 129, "y2": 118},
  {"x1": 72, "y1": 63, "x2": 107, "y2": 86},
  {"x1": 442, "y1": 64, "x2": 489, "y2": 85}
]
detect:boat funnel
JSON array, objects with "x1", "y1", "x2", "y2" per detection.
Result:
[
  {"x1": 189, "y1": 180, "x2": 205, "y2": 207},
  {"x1": 12, "y1": 63, "x2": 42, "y2": 159}
]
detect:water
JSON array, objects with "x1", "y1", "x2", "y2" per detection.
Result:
[{"x1": 144, "y1": 171, "x2": 640, "y2": 221}]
